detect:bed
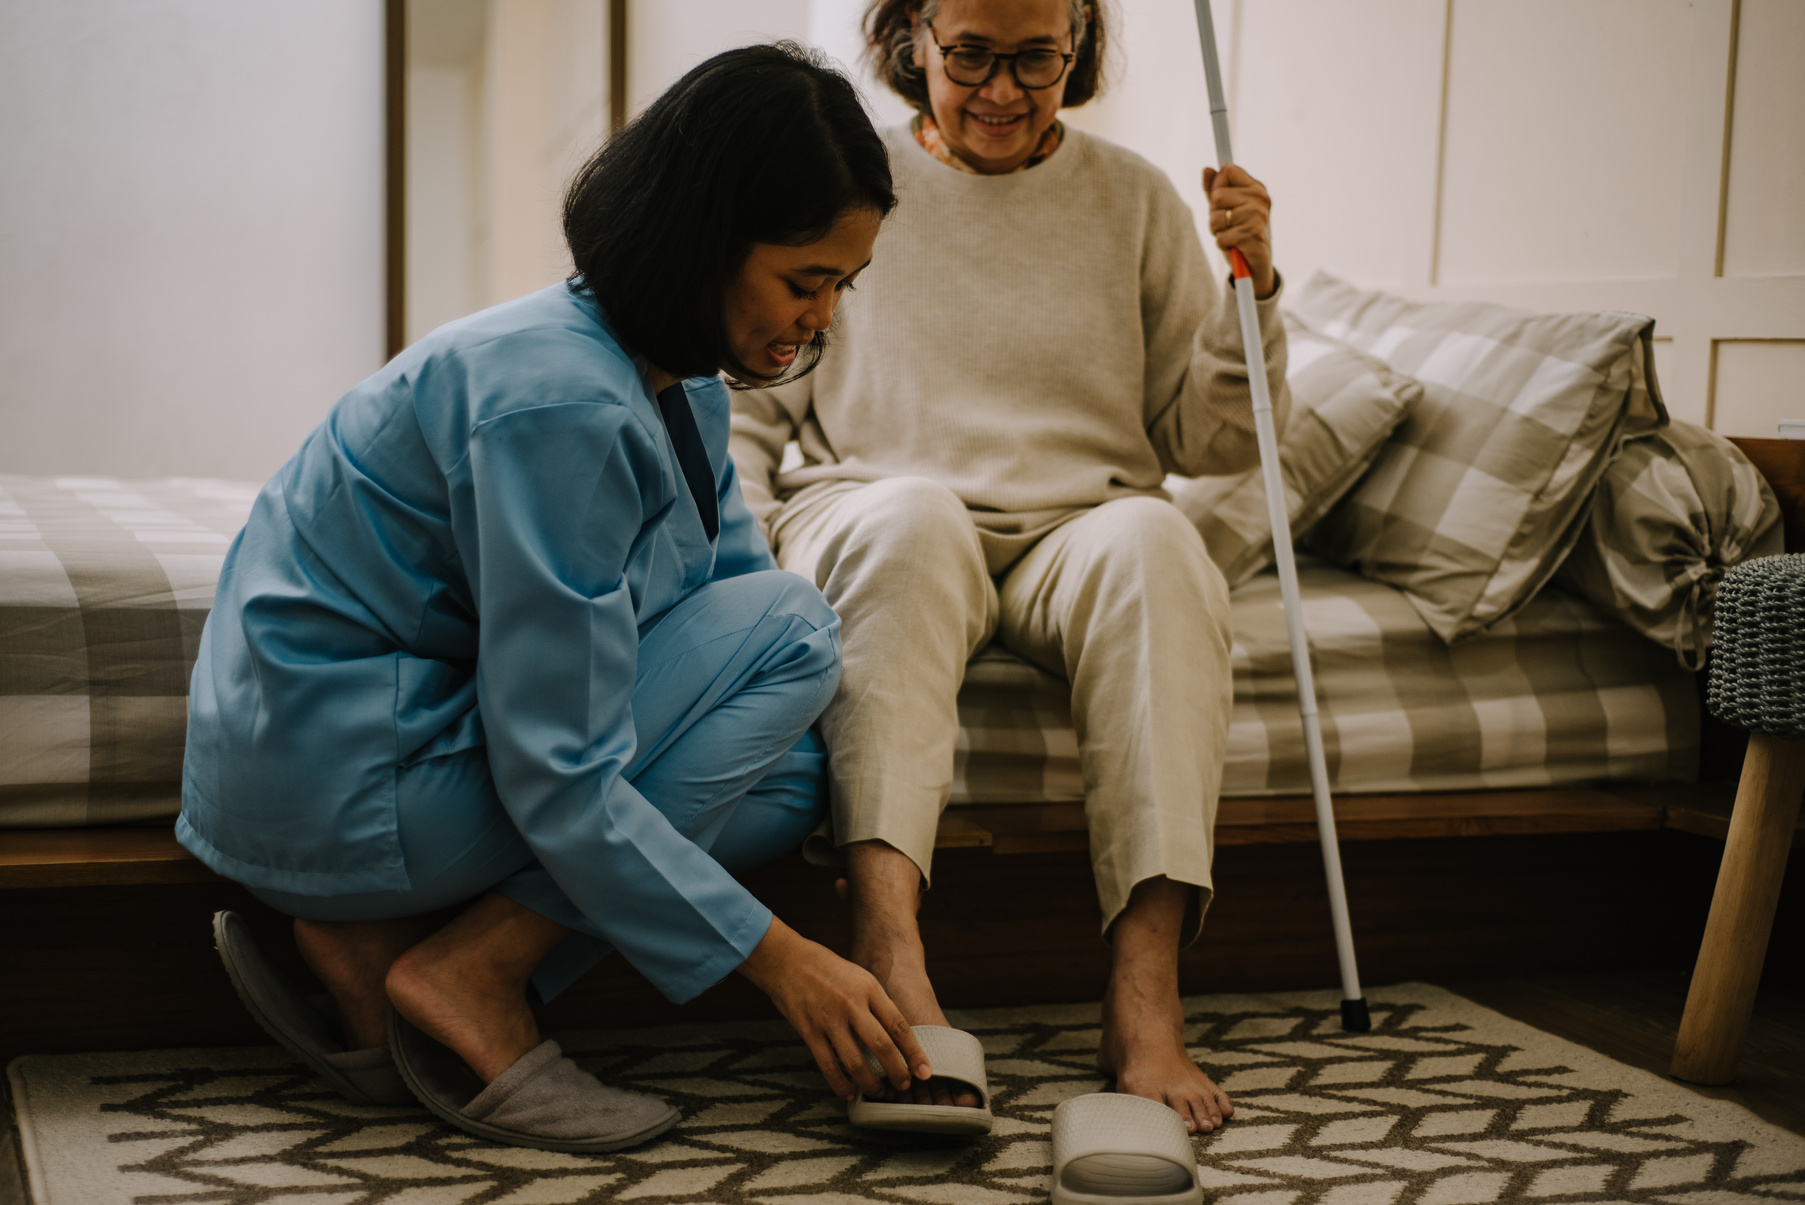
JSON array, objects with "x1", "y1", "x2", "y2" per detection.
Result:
[
  {"x1": 0, "y1": 472, "x2": 1697, "y2": 831},
  {"x1": 0, "y1": 474, "x2": 256, "y2": 827},
  {"x1": 0, "y1": 274, "x2": 1778, "y2": 837}
]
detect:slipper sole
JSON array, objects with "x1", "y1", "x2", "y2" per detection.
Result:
[
  {"x1": 1049, "y1": 1186, "x2": 1202, "y2": 1205},
  {"x1": 848, "y1": 1024, "x2": 994, "y2": 1137},
  {"x1": 211, "y1": 911, "x2": 390, "y2": 1108},
  {"x1": 847, "y1": 1098, "x2": 995, "y2": 1136},
  {"x1": 388, "y1": 1011, "x2": 681, "y2": 1153}
]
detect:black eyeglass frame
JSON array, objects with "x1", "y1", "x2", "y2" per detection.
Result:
[{"x1": 925, "y1": 20, "x2": 1077, "y2": 90}]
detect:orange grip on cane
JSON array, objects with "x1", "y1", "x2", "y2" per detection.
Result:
[{"x1": 1229, "y1": 247, "x2": 1252, "y2": 280}]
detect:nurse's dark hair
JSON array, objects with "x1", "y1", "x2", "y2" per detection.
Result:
[{"x1": 564, "y1": 42, "x2": 895, "y2": 386}]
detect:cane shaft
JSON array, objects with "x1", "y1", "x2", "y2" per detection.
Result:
[{"x1": 1196, "y1": 0, "x2": 1367, "y2": 1016}]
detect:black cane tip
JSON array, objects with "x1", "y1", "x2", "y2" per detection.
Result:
[{"x1": 1341, "y1": 998, "x2": 1372, "y2": 1032}]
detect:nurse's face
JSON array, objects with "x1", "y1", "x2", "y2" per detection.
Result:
[{"x1": 723, "y1": 205, "x2": 882, "y2": 383}]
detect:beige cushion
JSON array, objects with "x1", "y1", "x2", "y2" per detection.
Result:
[
  {"x1": 1554, "y1": 422, "x2": 1783, "y2": 669},
  {"x1": 1172, "y1": 314, "x2": 1422, "y2": 586},
  {"x1": 1293, "y1": 271, "x2": 1667, "y2": 643}
]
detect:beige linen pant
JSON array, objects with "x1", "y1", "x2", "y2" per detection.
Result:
[{"x1": 771, "y1": 476, "x2": 1233, "y2": 941}]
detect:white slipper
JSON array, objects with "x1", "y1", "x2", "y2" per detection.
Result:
[
  {"x1": 846, "y1": 1024, "x2": 993, "y2": 1137},
  {"x1": 1050, "y1": 1093, "x2": 1203, "y2": 1205}
]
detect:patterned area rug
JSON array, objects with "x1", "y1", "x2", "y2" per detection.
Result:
[{"x1": 10, "y1": 983, "x2": 1804, "y2": 1204}]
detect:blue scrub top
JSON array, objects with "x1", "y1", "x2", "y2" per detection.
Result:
[{"x1": 178, "y1": 281, "x2": 782, "y2": 998}]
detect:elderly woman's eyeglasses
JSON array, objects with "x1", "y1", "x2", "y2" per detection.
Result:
[{"x1": 926, "y1": 22, "x2": 1076, "y2": 90}]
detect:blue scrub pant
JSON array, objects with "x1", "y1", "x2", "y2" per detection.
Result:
[{"x1": 250, "y1": 570, "x2": 835, "y2": 1002}]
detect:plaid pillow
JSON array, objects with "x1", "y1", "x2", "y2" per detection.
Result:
[
  {"x1": 1294, "y1": 272, "x2": 1667, "y2": 643},
  {"x1": 1172, "y1": 314, "x2": 1423, "y2": 586},
  {"x1": 1554, "y1": 422, "x2": 1783, "y2": 669}
]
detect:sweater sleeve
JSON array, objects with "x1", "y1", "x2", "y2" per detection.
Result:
[
  {"x1": 728, "y1": 376, "x2": 813, "y2": 538},
  {"x1": 468, "y1": 402, "x2": 771, "y2": 1002},
  {"x1": 1141, "y1": 179, "x2": 1291, "y2": 478}
]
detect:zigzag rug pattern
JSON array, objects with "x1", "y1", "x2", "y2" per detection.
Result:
[{"x1": 10, "y1": 984, "x2": 1804, "y2": 1204}]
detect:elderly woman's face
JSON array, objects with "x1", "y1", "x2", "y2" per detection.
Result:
[{"x1": 912, "y1": 0, "x2": 1076, "y2": 175}]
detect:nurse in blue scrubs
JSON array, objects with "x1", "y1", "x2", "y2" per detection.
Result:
[{"x1": 180, "y1": 44, "x2": 931, "y2": 1151}]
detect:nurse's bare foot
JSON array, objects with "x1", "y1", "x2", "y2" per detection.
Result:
[
  {"x1": 842, "y1": 843, "x2": 980, "y2": 1109},
  {"x1": 1098, "y1": 876, "x2": 1234, "y2": 1133},
  {"x1": 384, "y1": 893, "x2": 571, "y2": 1083},
  {"x1": 294, "y1": 917, "x2": 423, "y2": 1049}
]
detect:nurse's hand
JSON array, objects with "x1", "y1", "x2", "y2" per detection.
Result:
[{"x1": 740, "y1": 917, "x2": 931, "y2": 1101}]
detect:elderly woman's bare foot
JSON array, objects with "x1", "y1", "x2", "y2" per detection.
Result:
[
  {"x1": 1098, "y1": 975, "x2": 1234, "y2": 1133},
  {"x1": 1101, "y1": 876, "x2": 1235, "y2": 1133},
  {"x1": 843, "y1": 844, "x2": 981, "y2": 1109},
  {"x1": 383, "y1": 893, "x2": 571, "y2": 1084}
]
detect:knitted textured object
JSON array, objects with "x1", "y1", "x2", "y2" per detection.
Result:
[{"x1": 1706, "y1": 554, "x2": 1805, "y2": 740}]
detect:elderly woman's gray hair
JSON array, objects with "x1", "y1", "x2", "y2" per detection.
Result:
[{"x1": 862, "y1": 0, "x2": 1108, "y2": 111}]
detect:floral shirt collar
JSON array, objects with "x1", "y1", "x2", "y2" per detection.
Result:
[{"x1": 911, "y1": 111, "x2": 1064, "y2": 175}]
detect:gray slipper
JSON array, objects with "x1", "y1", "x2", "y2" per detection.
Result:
[
  {"x1": 389, "y1": 1011, "x2": 680, "y2": 1152},
  {"x1": 211, "y1": 910, "x2": 416, "y2": 1108}
]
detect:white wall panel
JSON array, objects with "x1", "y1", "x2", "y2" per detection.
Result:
[
  {"x1": 1651, "y1": 337, "x2": 1675, "y2": 408},
  {"x1": 627, "y1": 0, "x2": 810, "y2": 117},
  {"x1": 1061, "y1": 0, "x2": 1234, "y2": 273},
  {"x1": 1229, "y1": 0, "x2": 1446, "y2": 292},
  {"x1": 1436, "y1": 0, "x2": 1691, "y2": 285},
  {"x1": 1711, "y1": 340, "x2": 1805, "y2": 438},
  {"x1": 0, "y1": 0, "x2": 385, "y2": 482},
  {"x1": 807, "y1": 0, "x2": 914, "y2": 127},
  {"x1": 407, "y1": 65, "x2": 482, "y2": 342},
  {"x1": 4, "y1": 0, "x2": 1798, "y2": 478},
  {"x1": 1720, "y1": 0, "x2": 1805, "y2": 279},
  {"x1": 1051, "y1": 0, "x2": 1799, "y2": 435},
  {"x1": 483, "y1": 0, "x2": 606, "y2": 307}
]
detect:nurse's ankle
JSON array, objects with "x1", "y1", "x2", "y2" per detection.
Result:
[
  {"x1": 385, "y1": 949, "x2": 540, "y2": 1083},
  {"x1": 293, "y1": 918, "x2": 405, "y2": 1049}
]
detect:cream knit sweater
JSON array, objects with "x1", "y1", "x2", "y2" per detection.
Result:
[{"x1": 730, "y1": 123, "x2": 1289, "y2": 549}]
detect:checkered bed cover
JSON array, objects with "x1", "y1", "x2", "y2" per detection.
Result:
[
  {"x1": 0, "y1": 475, "x2": 256, "y2": 826},
  {"x1": 955, "y1": 558, "x2": 1698, "y2": 805},
  {"x1": 0, "y1": 476, "x2": 1698, "y2": 827}
]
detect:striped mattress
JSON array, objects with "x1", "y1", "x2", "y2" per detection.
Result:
[{"x1": 0, "y1": 475, "x2": 1698, "y2": 828}]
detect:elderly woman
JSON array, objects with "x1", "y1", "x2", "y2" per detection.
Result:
[{"x1": 729, "y1": 0, "x2": 1287, "y2": 1137}]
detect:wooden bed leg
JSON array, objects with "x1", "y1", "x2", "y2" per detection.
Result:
[{"x1": 1671, "y1": 731, "x2": 1805, "y2": 1085}]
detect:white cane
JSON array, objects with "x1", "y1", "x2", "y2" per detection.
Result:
[{"x1": 1189, "y1": 0, "x2": 1370, "y2": 1031}]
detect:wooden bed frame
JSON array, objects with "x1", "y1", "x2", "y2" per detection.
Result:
[
  {"x1": 2, "y1": 439, "x2": 1801, "y2": 1063},
  {"x1": 0, "y1": 781, "x2": 1776, "y2": 893}
]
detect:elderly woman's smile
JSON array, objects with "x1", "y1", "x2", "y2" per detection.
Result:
[{"x1": 968, "y1": 108, "x2": 1030, "y2": 139}]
